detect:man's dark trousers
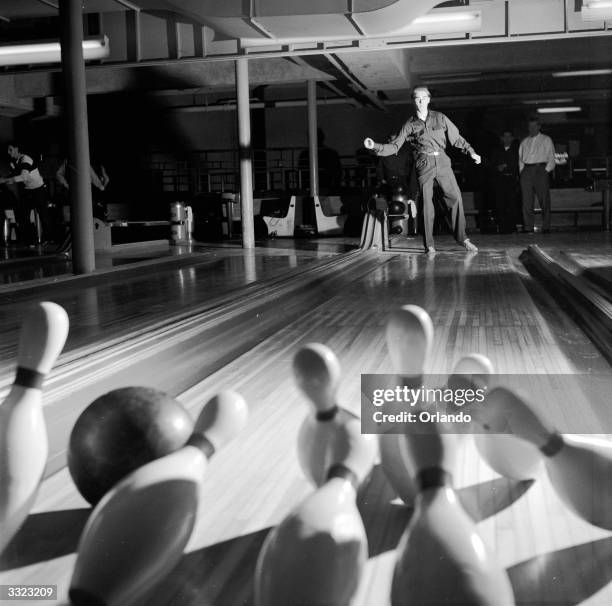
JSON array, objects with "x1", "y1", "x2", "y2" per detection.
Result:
[
  {"x1": 417, "y1": 152, "x2": 468, "y2": 250},
  {"x1": 521, "y1": 164, "x2": 551, "y2": 231}
]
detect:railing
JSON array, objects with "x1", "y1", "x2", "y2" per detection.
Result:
[
  {"x1": 565, "y1": 156, "x2": 611, "y2": 181},
  {"x1": 142, "y1": 147, "x2": 379, "y2": 195},
  {"x1": 141, "y1": 148, "x2": 612, "y2": 197}
]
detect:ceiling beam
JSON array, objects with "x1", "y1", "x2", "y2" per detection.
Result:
[
  {"x1": 323, "y1": 53, "x2": 386, "y2": 110},
  {"x1": 36, "y1": 0, "x2": 58, "y2": 9},
  {"x1": 289, "y1": 56, "x2": 361, "y2": 107},
  {"x1": 0, "y1": 26, "x2": 609, "y2": 79}
]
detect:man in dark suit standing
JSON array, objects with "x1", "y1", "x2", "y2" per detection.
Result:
[{"x1": 490, "y1": 130, "x2": 520, "y2": 233}]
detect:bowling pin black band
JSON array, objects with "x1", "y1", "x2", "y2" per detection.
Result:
[
  {"x1": 15, "y1": 366, "x2": 45, "y2": 389},
  {"x1": 186, "y1": 434, "x2": 216, "y2": 458},
  {"x1": 417, "y1": 467, "x2": 452, "y2": 491},
  {"x1": 402, "y1": 376, "x2": 423, "y2": 389},
  {"x1": 540, "y1": 432, "x2": 565, "y2": 457},
  {"x1": 316, "y1": 405, "x2": 339, "y2": 421},
  {"x1": 327, "y1": 463, "x2": 358, "y2": 489}
]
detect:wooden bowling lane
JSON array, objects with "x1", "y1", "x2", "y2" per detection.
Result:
[
  {"x1": 2, "y1": 249, "x2": 612, "y2": 605},
  {"x1": 0, "y1": 252, "x2": 72, "y2": 285},
  {"x1": 0, "y1": 245, "x2": 346, "y2": 380}
]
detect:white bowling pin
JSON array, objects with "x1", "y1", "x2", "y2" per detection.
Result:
[
  {"x1": 476, "y1": 387, "x2": 612, "y2": 530},
  {"x1": 391, "y1": 429, "x2": 515, "y2": 605},
  {"x1": 0, "y1": 302, "x2": 69, "y2": 554},
  {"x1": 293, "y1": 343, "x2": 375, "y2": 487},
  {"x1": 448, "y1": 353, "x2": 494, "y2": 391},
  {"x1": 255, "y1": 415, "x2": 375, "y2": 606},
  {"x1": 69, "y1": 391, "x2": 248, "y2": 606},
  {"x1": 379, "y1": 305, "x2": 434, "y2": 506},
  {"x1": 451, "y1": 354, "x2": 543, "y2": 480}
]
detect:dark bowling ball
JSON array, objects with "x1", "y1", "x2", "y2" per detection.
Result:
[
  {"x1": 390, "y1": 217, "x2": 407, "y2": 235},
  {"x1": 68, "y1": 386, "x2": 194, "y2": 505},
  {"x1": 388, "y1": 201, "x2": 407, "y2": 215}
]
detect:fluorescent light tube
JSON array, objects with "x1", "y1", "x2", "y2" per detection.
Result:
[
  {"x1": 552, "y1": 69, "x2": 612, "y2": 77},
  {"x1": 0, "y1": 36, "x2": 109, "y2": 67},
  {"x1": 397, "y1": 9, "x2": 482, "y2": 35},
  {"x1": 523, "y1": 98, "x2": 574, "y2": 104},
  {"x1": 537, "y1": 106, "x2": 582, "y2": 113},
  {"x1": 582, "y1": 1, "x2": 612, "y2": 21},
  {"x1": 240, "y1": 9, "x2": 482, "y2": 47}
]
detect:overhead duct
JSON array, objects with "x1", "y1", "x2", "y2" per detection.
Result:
[{"x1": 162, "y1": 0, "x2": 441, "y2": 41}]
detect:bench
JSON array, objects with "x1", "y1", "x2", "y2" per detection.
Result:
[
  {"x1": 461, "y1": 189, "x2": 609, "y2": 230},
  {"x1": 533, "y1": 206, "x2": 605, "y2": 229}
]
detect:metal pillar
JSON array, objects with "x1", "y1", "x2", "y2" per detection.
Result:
[
  {"x1": 59, "y1": 0, "x2": 95, "y2": 274},
  {"x1": 307, "y1": 80, "x2": 319, "y2": 197},
  {"x1": 235, "y1": 58, "x2": 255, "y2": 249}
]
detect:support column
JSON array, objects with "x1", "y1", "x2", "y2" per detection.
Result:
[
  {"x1": 236, "y1": 58, "x2": 255, "y2": 249},
  {"x1": 59, "y1": 0, "x2": 95, "y2": 274},
  {"x1": 307, "y1": 80, "x2": 319, "y2": 197}
]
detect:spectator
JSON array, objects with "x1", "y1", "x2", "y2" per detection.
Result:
[
  {"x1": 490, "y1": 129, "x2": 520, "y2": 233},
  {"x1": 518, "y1": 118, "x2": 556, "y2": 233},
  {"x1": 56, "y1": 157, "x2": 110, "y2": 220},
  {"x1": 0, "y1": 142, "x2": 54, "y2": 246}
]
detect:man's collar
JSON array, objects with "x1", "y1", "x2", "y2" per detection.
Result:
[{"x1": 413, "y1": 110, "x2": 431, "y2": 121}]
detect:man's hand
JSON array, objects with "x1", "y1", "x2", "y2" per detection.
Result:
[
  {"x1": 471, "y1": 153, "x2": 482, "y2": 165},
  {"x1": 364, "y1": 137, "x2": 376, "y2": 150}
]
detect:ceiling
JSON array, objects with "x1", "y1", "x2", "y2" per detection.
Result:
[{"x1": 0, "y1": 1, "x2": 610, "y2": 126}]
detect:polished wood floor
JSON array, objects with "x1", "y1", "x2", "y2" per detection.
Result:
[{"x1": 1, "y1": 232, "x2": 612, "y2": 605}]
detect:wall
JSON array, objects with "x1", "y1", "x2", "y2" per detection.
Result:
[{"x1": 0, "y1": 116, "x2": 14, "y2": 143}]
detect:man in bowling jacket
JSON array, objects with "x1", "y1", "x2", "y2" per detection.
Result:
[{"x1": 365, "y1": 86, "x2": 480, "y2": 254}]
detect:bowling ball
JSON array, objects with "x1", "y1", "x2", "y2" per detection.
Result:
[
  {"x1": 388, "y1": 201, "x2": 407, "y2": 215},
  {"x1": 68, "y1": 386, "x2": 194, "y2": 505}
]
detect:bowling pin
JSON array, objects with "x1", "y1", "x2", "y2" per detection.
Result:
[
  {"x1": 451, "y1": 354, "x2": 543, "y2": 480},
  {"x1": 293, "y1": 343, "x2": 375, "y2": 487},
  {"x1": 475, "y1": 387, "x2": 612, "y2": 530},
  {"x1": 447, "y1": 353, "x2": 494, "y2": 392},
  {"x1": 379, "y1": 305, "x2": 433, "y2": 506},
  {"x1": 391, "y1": 428, "x2": 515, "y2": 605},
  {"x1": 255, "y1": 414, "x2": 375, "y2": 606},
  {"x1": 69, "y1": 391, "x2": 248, "y2": 606},
  {"x1": 0, "y1": 302, "x2": 69, "y2": 554}
]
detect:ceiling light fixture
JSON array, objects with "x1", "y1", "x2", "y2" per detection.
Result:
[
  {"x1": 241, "y1": 8, "x2": 482, "y2": 47},
  {"x1": 523, "y1": 98, "x2": 574, "y2": 104},
  {"x1": 581, "y1": 1, "x2": 612, "y2": 21},
  {"x1": 551, "y1": 68, "x2": 612, "y2": 77},
  {"x1": 397, "y1": 9, "x2": 482, "y2": 35},
  {"x1": 537, "y1": 106, "x2": 582, "y2": 113},
  {"x1": 0, "y1": 36, "x2": 109, "y2": 67}
]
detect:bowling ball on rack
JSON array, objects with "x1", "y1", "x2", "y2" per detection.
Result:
[
  {"x1": 388, "y1": 201, "x2": 407, "y2": 216},
  {"x1": 68, "y1": 386, "x2": 194, "y2": 505}
]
